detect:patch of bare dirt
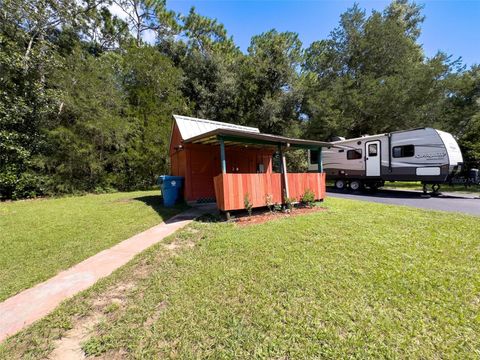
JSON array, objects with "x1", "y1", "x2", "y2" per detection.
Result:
[
  {"x1": 47, "y1": 227, "x2": 203, "y2": 359},
  {"x1": 164, "y1": 240, "x2": 195, "y2": 252},
  {"x1": 49, "y1": 313, "x2": 102, "y2": 360},
  {"x1": 92, "y1": 282, "x2": 135, "y2": 310},
  {"x1": 49, "y1": 280, "x2": 137, "y2": 360},
  {"x1": 234, "y1": 206, "x2": 327, "y2": 226}
]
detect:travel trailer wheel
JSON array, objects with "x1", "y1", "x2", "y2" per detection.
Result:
[
  {"x1": 349, "y1": 180, "x2": 362, "y2": 191},
  {"x1": 335, "y1": 179, "x2": 346, "y2": 190}
]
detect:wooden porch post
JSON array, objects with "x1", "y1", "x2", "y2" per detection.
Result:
[
  {"x1": 317, "y1": 147, "x2": 323, "y2": 173},
  {"x1": 219, "y1": 136, "x2": 230, "y2": 219},
  {"x1": 219, "y1": 137, "x2": 226, "y2": 174},
  {"x1": 279, "y1": 144, "x2": 289, "y2": 199}
]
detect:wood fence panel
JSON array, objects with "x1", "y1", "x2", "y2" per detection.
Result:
[{"x1": 214, "y1": 173, "x2": 326, "y2": 211}]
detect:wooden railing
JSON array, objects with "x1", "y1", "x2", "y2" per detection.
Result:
[{"x1": 213, "y1": 173, "x2": 326, "y2": 211}]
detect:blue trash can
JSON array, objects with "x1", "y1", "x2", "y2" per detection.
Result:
[{"x1": 157, "y1": 175, "x2": 184, "y2": 207}]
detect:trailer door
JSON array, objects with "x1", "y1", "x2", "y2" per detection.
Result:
[{"x1": 365, "y1": 140, "x2": 381, "y2": 177}]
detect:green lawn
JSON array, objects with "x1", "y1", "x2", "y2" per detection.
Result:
[
  {"x1": 0, "y1": 191, "x2": 184, "y2": 302},
  {"x1": 382, "y1": 181, "x2": 480, "y2": 193},
  {"x1": 327, "y1": 179, "x2": 479, "y2": 193},
  {"x1": 1, "y1": 197, "x2": 480, "y2": 358}
]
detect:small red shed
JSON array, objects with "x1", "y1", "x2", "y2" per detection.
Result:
[{"x1": 169, "y1": 115, "x2": 330, "y2": 211}]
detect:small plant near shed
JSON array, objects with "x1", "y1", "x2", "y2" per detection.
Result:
[
  {"x1": 283, "y1": 190, "x2": 296, "y2": 212},
  {"x1": 301, "y1": 189, "x2": 315, "y2": 207},
  {"x1": 273, "y1": 202, "x2": 282, "y2": 213},
  {"x1": 265, "y1": 194, "x2": 274, "y2": 213},
  {"x1": 244, "y1": 193, "x2": 253, "y2": 216}
]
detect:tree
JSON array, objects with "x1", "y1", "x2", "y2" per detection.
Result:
[
  {"x1": 441, "y1": 65, "x2": 480, "y2": 169},
  {"x1": 237, "y1": 30, "x2": 304, "y2": 136},
  {"x1": 0, "y1": 0, "x2": 69, "y2": 198},
  {"x1": 111, "y1": 0, "x2": 178, "y2": 46},
  {"x1": 120, "y1": 46, "x2": 185, "y2": 188},
  {"x1": 1, "y1": 0, "x2": 478, "y2": 199},
  {"x1": 167, "y1": 7, "x2": 243, "y2": 124},
  {"x1": 41, "y1": 48, "x2": 128, "y2": 193},
  {"x1": 80, "y1": 5, "x2": 131, "y2": 54},
  {"x1": 302, "y1": 0, "x2": 455, "y2": 139}
]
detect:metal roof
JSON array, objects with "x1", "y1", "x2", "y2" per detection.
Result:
[
  {"x1": 173, "y1": 115, "x2": 260, "y2": 141},
  {"x1": 183, "y1": 128, "x2": 332, "y2": 149},
  {"x1": 331, "y1": 128, "x2": 430, "y2": 144}
]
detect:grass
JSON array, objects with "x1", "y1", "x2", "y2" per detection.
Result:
[
  {"x1": 0, "y1": 191, "x2": 185, "y2": 302},
  {"x1": 382, "y1": 181, "x2": 480, "y2": 193},
  {"x1": 327, "y1": 179, "x2": 479, "y2": 194},
  {"x1": 1, "y1": 197, "x2": 480, "y2": 358}
]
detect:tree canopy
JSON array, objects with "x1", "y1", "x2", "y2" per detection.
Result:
[{"x1": 0, "y1": 0, "x2": 478, "y2": 199}]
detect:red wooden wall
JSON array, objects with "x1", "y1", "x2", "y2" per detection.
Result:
[
  {"x1": 169, "y1": 123, "x2": 275, "y2": 202},
  {"x1": 214, "y1": 173, "x2": 326, "y2": 211},
  {"x1": 170, "y1": 123, "x2": 186, "y2": 177},
  {"x1": 287, "y1": 173, "x2": 326, "y2": 201}
]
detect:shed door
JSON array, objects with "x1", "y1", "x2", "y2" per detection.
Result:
[{"x1": 365, "y1": 140, "x2": 381, "y2": 177}]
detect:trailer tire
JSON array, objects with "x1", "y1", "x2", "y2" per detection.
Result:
[
  {"x1": 349, "y1": 180, "x2": 362, "y2": 191},
  {"x1": 335, "y1": 179, "x2": 346, "y2": 190}
]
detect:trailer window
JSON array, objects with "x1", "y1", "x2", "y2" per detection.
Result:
[
  {"x1": 393, "y1": 145, "x2": 415, "y2": 158},
  {"x1": 310, "y1": 150, "x2": 319, "y2": 165},
  {"x1": 368, "y1": 144, "x2": 378, "y2": 156},
  {"x1": 347, "y1": 149, "x2": 362, "y2": 160}
]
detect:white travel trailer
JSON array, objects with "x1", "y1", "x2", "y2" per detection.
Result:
[{"x1": 308, "y1": 128, "x2": 463, "y2": 193}]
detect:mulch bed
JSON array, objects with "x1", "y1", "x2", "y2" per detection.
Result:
[{"x1": 232, "y1": 206, "x2": 327, "y2": 226}]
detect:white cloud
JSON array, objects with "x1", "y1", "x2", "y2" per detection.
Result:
[
  {"x1": 109, "y1": 2, "x2": 130, "y2": 21},
  {"x1": 142, "y1": 29, "x2": 157, "y2": 44}
]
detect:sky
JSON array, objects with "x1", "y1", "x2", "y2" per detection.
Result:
[{"x1": 165, "y1": 0, "x2": 479, "y2": 67}]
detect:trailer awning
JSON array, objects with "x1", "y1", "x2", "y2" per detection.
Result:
[{"x1": 183, "y1": 128, "x2": 332, "y2": 149}]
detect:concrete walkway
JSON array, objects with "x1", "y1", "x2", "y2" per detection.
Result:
[{"x1": 0, "y1": 205, "x2": 215, "y2": 343}]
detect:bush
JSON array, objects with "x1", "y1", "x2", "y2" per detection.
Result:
[
  {"x1": 301, "y1": 189, "x2": 315, "y2": 207},
  {"x1": 244, "y1": 193, "x2": 253, "y2": 216},
  {"x1": 265, "y1": 194, "x2": 274, "y2": 213},
  {"x1": 13, "y1": 173, "x2": 48, "y2": 199},
  {"x1": 0, "y1": 170, "x2": 49, "y2": 200},
  {"x1": 283, "y1": 190, "x2": 296, "y2": 212}
]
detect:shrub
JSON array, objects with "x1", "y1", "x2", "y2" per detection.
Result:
[
  {"x1": 283, "y1": 190, "x2": 295, "y2": 212},
  {"x1": 265, "y1": 194, "x2": 274, "y2": 213},
  {"x1": 244, "y1": 193, "x2": 253, "y2": 216},
  {"x1": 273, "y1": 203, "x2": 282, "y2": 212},
  {"x1": 301, "y1": 189, "x2": 315, "y2": 207},
  {"x1": 3, "y1": 172, "x2": 50, "y2": 200}
]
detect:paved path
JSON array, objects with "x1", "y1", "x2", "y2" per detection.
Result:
[
  {"x1": 0, "y1": 205, "x2": 215, "y2": 343},
  {"x1": 327, "y1": 188, "x2": 480, "y2": 216}
]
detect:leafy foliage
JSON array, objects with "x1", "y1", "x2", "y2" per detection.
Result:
[
  {"x1": 265, "y1": 193, "x2": 274, "y2": 213},
  {"x1": 283, "y1": 189, "x2": 295, "y2": 212},
  {"x1": 244, "y1": 193, "x2": 253, "y2": 216},
  {"x1": 300, "y1": 189, "x2": 315, "y2": 207},
  {"x1": 302, "y1": 1, "x2": 455, "y2": 139},
  {"x1": 0, "y1": 0, "x2": 478, "y2": 199}
]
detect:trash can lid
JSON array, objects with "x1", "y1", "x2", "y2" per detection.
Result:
[
  {"x1": 158, "y1": 175, "x2": 184, "y2": 180},
  {"x1": 157, "y1": 175, "x2": 184, "y2": 185}
]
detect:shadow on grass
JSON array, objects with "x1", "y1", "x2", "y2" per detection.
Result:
[
  {"x1": 195, "y1": 213, "x2": 225, "y2": 223},
  {"x1": 133, "y1": 195, "x2": 187, "y2": 220}
]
